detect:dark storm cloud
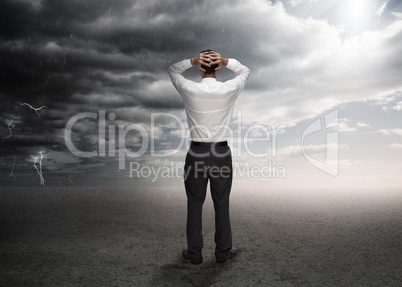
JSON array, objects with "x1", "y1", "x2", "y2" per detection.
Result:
[
  {"x1": 1, "y1": 0, "x2": 170, "y2": 104},
  {"x1": 0, "y1": 1, "x2": 149, "y2": 185},
  {"x1": 0, "y1": 0, "x2": 191, "y2": 169},
  {"x1": 385, "y1": 0, "x2": 402, "y2": 13},
  {"x1": 0, "y1": 0, "x2": 133, "y2": 39}
]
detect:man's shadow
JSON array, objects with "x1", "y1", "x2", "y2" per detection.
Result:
[{"x1": 153, "y1": 252, "x2": 238, "y2": 287}]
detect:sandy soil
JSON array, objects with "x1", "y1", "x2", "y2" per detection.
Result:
[{"x1": 1, "y1": 186, "x2": 401, "y2": 286}]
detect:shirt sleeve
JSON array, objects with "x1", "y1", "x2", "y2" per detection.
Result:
[
  {"x1": 168, "y1": 59, "x2": 193, "y2": 95},
  {"x1": 224, "y1": 58, "x2": 250, "y2": 97}
]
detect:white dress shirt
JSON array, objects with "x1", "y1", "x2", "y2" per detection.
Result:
[{"x1": 168, "y1": 58, "x2": 250, "y2": 142}]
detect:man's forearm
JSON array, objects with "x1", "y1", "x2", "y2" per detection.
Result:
[
  {"x1": 224, "y1": 58, "x2": 250, "y2": 92},
  {"x1": 226, "y1": 59, "x2": 250, "y2": 77},
  {"x1": 169, "y1": 59, "x2": 192, "y2": 75},
  {"x1": 168, "y1": 59, "x2": 193, "y2": 94}
]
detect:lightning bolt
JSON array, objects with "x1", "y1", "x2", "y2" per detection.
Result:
[
  {"x1": 19, "y1": 102, "x2": 47, "y2": 185},
  {"x1": 68, "y1": 174, "x2": 74, "y2": 185},
  {"x1": 9, "y1": 152, "x2": 16, "y2": 180},
  {"x1": 33, "y1": 152, "x2": 45, "y2": 186},
  {"x1": 1, "y1": 98, "x2": 49, "y2": 185},
  {"x1": 17, "y1": 102, "x2": 47, "y2": 118},
  {"x1": 2, "y1": 100, "x2": 45, "y2": 141},
  {"x1": 2, "y1": 111, "x2": 20, "y2": 141}
]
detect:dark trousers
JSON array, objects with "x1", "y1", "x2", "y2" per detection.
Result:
[{"x1": 184, "y1": 143, "x2": 233, "y2": 261}]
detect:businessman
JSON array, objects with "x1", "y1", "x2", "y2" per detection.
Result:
[{"x1": 168, "y1": 49, "x2": 250, "y2": 264}]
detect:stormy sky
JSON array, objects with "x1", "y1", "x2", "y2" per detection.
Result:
[{"x1": 1, "y1": 0, "x2": 402, "y2": 188}]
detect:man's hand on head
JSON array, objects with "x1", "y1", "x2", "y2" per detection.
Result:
[
  {"x1": 208, "y1": 52, "x2": 228, "y2": 71},
  {"x1": 191, "y1": 52, "x2": 211, "y2": 72}
]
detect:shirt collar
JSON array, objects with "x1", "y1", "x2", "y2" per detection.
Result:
[{"x1": 201, "y1": 78, "x2": 217, "y2": 83}]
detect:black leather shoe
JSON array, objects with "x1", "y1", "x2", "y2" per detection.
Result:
[
  {"x1": 216, "y1": 247, "x2": 238, "y2": 263},
  {"x1": 182, "y1": 249, "x2": 203, "y2": 265}
]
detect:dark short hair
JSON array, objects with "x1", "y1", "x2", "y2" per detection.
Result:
[{"x1": 201, "y1": 49, "x2": 218, "y2": 74}]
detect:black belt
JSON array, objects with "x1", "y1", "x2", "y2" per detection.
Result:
[{"x1": 191, "y1": 141, "x2": 228, "y2": 147}]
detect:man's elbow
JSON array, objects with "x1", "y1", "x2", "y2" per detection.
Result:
[
  {"x1": 243, "y1": 67, "x2": 251, "y2": 79},
  {"x1": 168, "y1": 65, "x2": 177, "y2": 78}
]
